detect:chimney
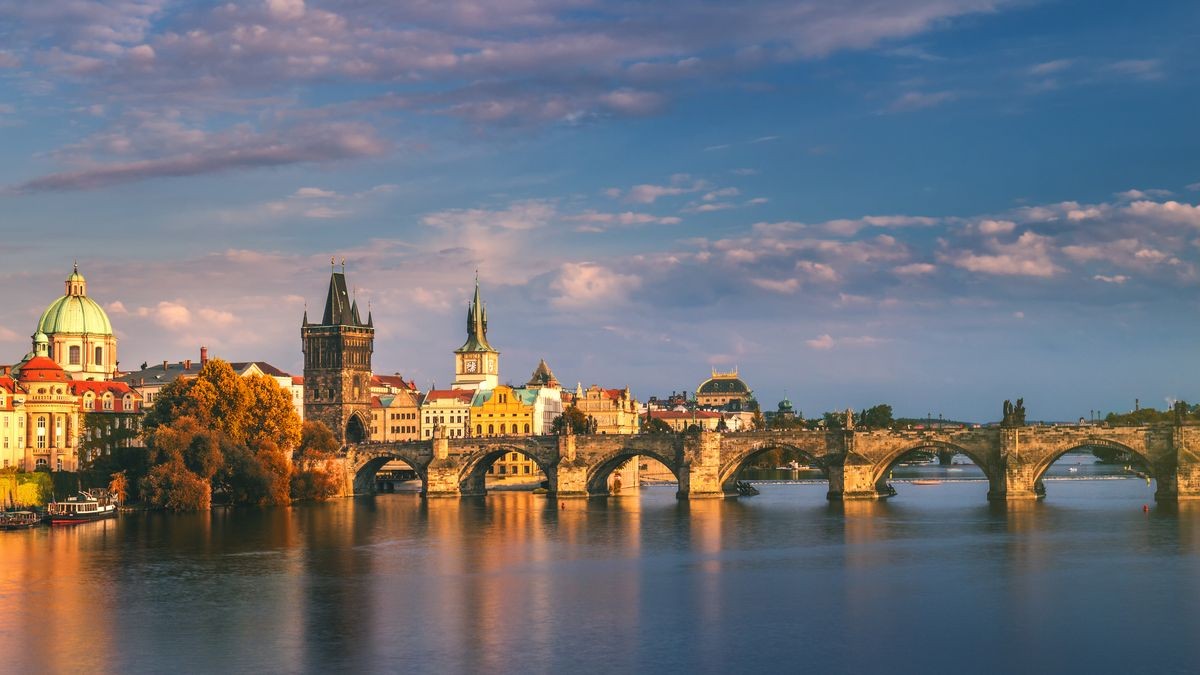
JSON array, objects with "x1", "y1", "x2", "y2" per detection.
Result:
[
  {"x1": 184, "y1": 359, "x2": 192, "y2": 370},
  {"x1": 200, "y1": 346, "x2": 208, "y2": 366}
]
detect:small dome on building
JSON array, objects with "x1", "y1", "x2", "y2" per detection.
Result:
[
  {"x1": 778, "y1": 398, "x2": 793, "y2": 412},
  {"x1": 36, "y1": 265, "x2": 113, "y2": 336},
  {"x1": 16, "y1": 356, "x2": 70, "y2": 383}
]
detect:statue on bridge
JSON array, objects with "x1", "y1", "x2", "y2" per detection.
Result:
[{"x1": 1002, "y1": 398, "x2": 1026, "y2": 427}]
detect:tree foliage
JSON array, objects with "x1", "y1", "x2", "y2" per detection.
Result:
[
  {"x1": 644, "y1": 417, "x2": 674, "y2": 434},
  {"x1": 291, "y1": 421, "x2": 342, "y2": 501},
  {"x1": 552, "y1": 406, "x2": 593, "y2": 435},
  {"x1": 137, "y1": 359, "x2": 303, "y2": 509}
]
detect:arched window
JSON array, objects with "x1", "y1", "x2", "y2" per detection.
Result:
[
  {"x1": 476, "y1": 424, "x2": 482, "y2": 436},
  {"x1": 69, "y1": 346, "x2": 81, "y2": 365},
  {"x1": 488, "y1": 424, "x2": 494, "y2": 435},
  {"x1": 524, "y1": 424, "x2": 530, "y2": 434},
  {"x1": 94, "y1": 346, "x2": 103, "y2": 366}
]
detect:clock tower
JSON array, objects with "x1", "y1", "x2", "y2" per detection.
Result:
[{"x1": 451, "y1": 276, "x2": 499, "y2": 391}]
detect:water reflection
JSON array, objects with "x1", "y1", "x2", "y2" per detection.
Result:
[{"x1": 4, "y1": 479, "x2": 1200, "y2": 673}]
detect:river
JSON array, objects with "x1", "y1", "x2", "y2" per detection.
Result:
[{"x1": 2, "y1": 461, "x2": 1199, "y2": 674}]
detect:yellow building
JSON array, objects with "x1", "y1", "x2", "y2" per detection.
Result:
[
  {"x1": 0, "y1": 376, "x2": 27, "y2": 470},
  {"x1": 471, "y1": 385, "x2": 544, "y2": 479},
  {"x1": 574, "y1": 384, "x2": 640, "y2": 434},
  {"x1": 370, "y1": 387, "x2": 421, "y2": 443},
  {"x1": 12, "y1": 339, "x2": 82, "y2": 472}
]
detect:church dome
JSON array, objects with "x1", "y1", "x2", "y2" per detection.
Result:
[
  {"x1": 697, "y1": 371, "x2": 750, "y2": 395},
  {"x1": 36, "y1": 265, "x2": 113, "y2": 336}
]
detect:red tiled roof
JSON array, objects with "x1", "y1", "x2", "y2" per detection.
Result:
[
  {"x1": 17, "y1": 357, "x2": 69, "y2": 383},
  {"x1": 644, "y1": 410, "x2": 724, "y2": 420},
  {"x1": 423, "y1": 389, "x2": 474, "y2": 403},
  {"x1": 292, "y1": 376, "x2": 304, "y2": 385}
]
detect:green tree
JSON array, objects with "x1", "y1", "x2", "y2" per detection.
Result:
[
  {"x1": 552, "y1": 406, "x2": 591, "y2": 435},
  {"x1": 858, "y1": 404, "x2": 895, "y2": 429},
  {"x1": 644, "y1": 417, "x2": 674, "y2": 434}
]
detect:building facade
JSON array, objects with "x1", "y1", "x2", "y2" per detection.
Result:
[
  {"x1": 574, "y1": 384, "x2": 640, "y2": 435},
  {"x1": 370, "y1": 388, "x2": 421, "y2": 443},
  {"x1": 302, "y1": 267, "x2": 375, "y2": 444},
  {"x1": 421, "y1": 389, "x2": 473, "y2": 439}
]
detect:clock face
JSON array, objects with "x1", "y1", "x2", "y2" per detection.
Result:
[{"x1": 465, "y1": 358, "x2": 478, "y2": 373}]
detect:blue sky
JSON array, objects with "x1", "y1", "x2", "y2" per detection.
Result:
[{"x1": 1, "y1": 0, "x2": 1199, "y2": 421}]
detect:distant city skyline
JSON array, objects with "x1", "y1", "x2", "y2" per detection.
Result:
[{"x1": 2, "y1": 0, "x2": 1199, "y2": 421}]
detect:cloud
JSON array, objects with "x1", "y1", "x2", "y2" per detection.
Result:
[
  {"x1": 805, "y1": 334, "x2": 885, "y2": 350},
  {"x1": 822, "y1": 214, "x2": 939, "y2": 236},
  {"x1": 1029, "y1": 59, "x2": 1073, "y2": 75},
  {"x1": 550, "y1": 262, "x2": 641, "y2": 309},
  {"x1": 885, "y1": 90, "x2": 956, "y2": 113},
  {"x1": 894, "y1": 262, "x2": 936, "y2": 276},
  {"x1": 945, "y1": 231, "x2": 1061, "y2": 278},
  {"x1": 1103, "y1": 59, "x2": 1164, "y2": 80},
  {"x1": 422, "y1": 200, "x2": 557, "y2": 231},
  {"x1": 1125, "y1": 200, "x2": 1200, "y2": 227},
  {"x1": 1116, "y1": 188, "x2": 1171, "y2": 201},
  {"x1": 568, "y1": 210, "x2": 682, "y2": 232},
  {"x1": 1093, "y1": 274, "x2": 1129, "y2": 284},
  {"x1": 10, "y1": 122, "x2": 387, "y2": 193}
]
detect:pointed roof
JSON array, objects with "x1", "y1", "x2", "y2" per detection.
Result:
[
  {"x1": 456, "y1": 274, "x2": 496, "y2": 353},
  {"x1": 318, "y1": 270, "x2": 369, "y2": 327},
  {"x1": 526, "y1": 358, "x2": 558, "y2": 388}
]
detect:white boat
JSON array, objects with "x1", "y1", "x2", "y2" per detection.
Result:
[{"x1": 47, "y1": 490, "x2": 118, "y2": 525}]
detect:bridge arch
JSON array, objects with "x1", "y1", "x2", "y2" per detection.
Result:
[
  {"x1": 586, "y1": 445, "x2": 680, "y2": 497},
  {"x1": 871, "y1": 440, "x2": 999, "y2": 497},
  {"x1": 457, "y1": 444, "x2": 555, "y2": 497},
  {"x1": 718, "y1": 441, "x2": 830, "y2": 494},
  {"x1": 352, "y1": 450, "x2": 428, "y2": 495},
  {"x1": 1029, "y1": 436, "x2": 1157, "y2": 492}
]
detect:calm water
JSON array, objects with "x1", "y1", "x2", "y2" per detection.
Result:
[{"x1": 3, "y1": 466, "x2": 1200, "y2": 674}]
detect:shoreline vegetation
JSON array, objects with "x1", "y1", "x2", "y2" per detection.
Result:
[{"x1": 85, "y1": 359, "x2": 341, "y2": 512}]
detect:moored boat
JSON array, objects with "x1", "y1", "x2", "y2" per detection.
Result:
[
  {"x1": 47, "y1": 490, "x2": 118, "y2": 524},
  {"x1": 0, "y1": 511, "x2": 43, "y2": 530}
]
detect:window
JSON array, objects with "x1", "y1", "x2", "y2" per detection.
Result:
[
  {"x1": 95, "y1": 346, "x2": 103, "y2": 366},
  {"x1": 36, "y1": 417, "x2": 46, "y2": 449},
  {"x1": 487, "y1": 424, "x2": 494, "y2": 435},
  {"x1": 69, "y1": 346, "x2": 81, "y2": 365},
  {"x1": 524, "y1": 424, "x2": 531, "y2": 434},
  {"x1": 36, "y1": 458, "x2": 48, "y2": 469},
  {"x1": 476, "y1": 425, "x2": 482, "y2": 436},
  {"x1": 498, "y1": 465, "x2": 506, "y2": 475}
]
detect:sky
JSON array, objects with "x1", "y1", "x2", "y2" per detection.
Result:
[{"x1": 1, "y1": 0, "x2": 1199, "y2": 422}]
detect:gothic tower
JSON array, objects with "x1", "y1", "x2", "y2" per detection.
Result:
[
  {"x1": 451, "y1": 275, "x2": 499, "y2": 391},
  {"x1": 302, "y1": 264, "x2": 374, "y2": 445}
]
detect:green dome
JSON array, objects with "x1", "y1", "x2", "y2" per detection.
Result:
[
  {"x1": 37, "y1": 295, "x2": 113, "y2": 335},
  {"x1": 37, "y1": 266, "x2": 113, "y2": 336}
]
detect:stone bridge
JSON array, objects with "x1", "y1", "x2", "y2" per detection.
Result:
[{"x1": 337, "y1": 423, "x2": 1200, "y2": 502}]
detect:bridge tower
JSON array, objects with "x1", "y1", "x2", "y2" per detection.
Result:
[{"x1": 302, "y1": 262, "x2": 374, "y2": 445}]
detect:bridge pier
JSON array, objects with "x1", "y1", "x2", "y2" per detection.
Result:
[
  {"x1": 683, "y1": 431, "x2": 725, "y2": 498},
  {"x1": 827, "y1": 463, "x2": 890, "y2": 500}
]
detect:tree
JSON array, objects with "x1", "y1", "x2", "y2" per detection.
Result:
[
  {"x1": 858, "y1": 404, "x2": 895, "y2": 429},
  {"x1": 108, "y1": 471, "x2": 128, "y2": 504},
  {"x1": 644, "y1": 417, "x2": 673, "y2": 434},
  {"x1": 141, "y1": 459, "x2": 211, "y2": 511},
  {"x1": 140, "y1": 359, "x2": 301, "y2": 508},
  {"x1": 292, "y1": 421, "x2": 341, "y2": 501},
  {"x1": 552, "y1": 406, "x2": 591, "y2": 435}
]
